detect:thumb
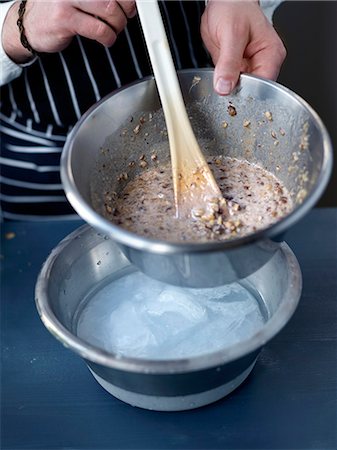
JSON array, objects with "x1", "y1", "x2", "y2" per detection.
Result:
[{"x1": 213, "y1": 34, "x2": 248, "y2": 96}]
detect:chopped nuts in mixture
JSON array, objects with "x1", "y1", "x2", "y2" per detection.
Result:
[
  {"x1": 265, "y1": 111, "x2": 273, "y2": 121},
  {"x1": 104, "y1": 156, "x2": 293, "y2": 242},
  {"x1": 227, "y1": 105, "x2": 237, "y2": 117}
]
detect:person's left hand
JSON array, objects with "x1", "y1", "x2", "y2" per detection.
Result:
[{"x1": 201, "y1": 0, "x2": 286, "y2": 95}]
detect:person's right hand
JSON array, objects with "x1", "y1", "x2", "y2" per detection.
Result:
[{"x1": 3, "y1": 0, "x2": 136, "y2": 63}]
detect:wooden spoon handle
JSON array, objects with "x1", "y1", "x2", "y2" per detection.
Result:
[{"x1": 136, "y1": 0, "x2": 221, "y2": 218}]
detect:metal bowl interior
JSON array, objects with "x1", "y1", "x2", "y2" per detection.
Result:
[
  {"x1": 61, "y1": 70, "x2": 332, "y2": 286},
  {"x1": 35, "y1": 225, "x2": 302, "y2": 410}
]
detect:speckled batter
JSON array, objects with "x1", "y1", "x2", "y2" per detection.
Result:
[{"x1": 104, "y1": 155, "x2": 293, "y2": 242}]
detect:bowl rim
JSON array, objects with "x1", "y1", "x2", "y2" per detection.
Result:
[
  {"x1": 61, "y1": 69, "x2": 333, "y2": 254},
  {"x1": 35, "y1": 224, "x2": 302, "y2": 374}
]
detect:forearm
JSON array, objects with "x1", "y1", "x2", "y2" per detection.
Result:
[
  {"x1": 2, "y1": 1, "x2": 35, "y2": 64},
  {"x1": 0, "y1": 1, "x2": 36, "y2": 86}
]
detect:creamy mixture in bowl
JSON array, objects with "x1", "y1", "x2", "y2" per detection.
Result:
[{"x1": 102, "y1": 154, "x2": 293, "y2": 243}]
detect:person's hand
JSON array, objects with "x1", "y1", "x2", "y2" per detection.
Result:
[
  {"x1": 3, "y1": 0, "x2": 136, "y2": 63},
  {"x1": 201, "y1": 0, "x2": 286, "y2": 95}
]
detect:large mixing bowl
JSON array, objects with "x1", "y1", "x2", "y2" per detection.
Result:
[
  {"x1": 35, "y1": 225, "x2": 302, "y2": 411},
  {"x1": 61, "y1": 69, "x2": 332, "y2": 287}
]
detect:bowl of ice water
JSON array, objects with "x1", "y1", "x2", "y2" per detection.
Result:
[{"x1": 35, "y1": 224, "x2": 301, "y2": 411}]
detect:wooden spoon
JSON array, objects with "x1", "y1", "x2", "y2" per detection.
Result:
[{"x1": 136, "y1": 0, "x2": 223, "y2": 220}]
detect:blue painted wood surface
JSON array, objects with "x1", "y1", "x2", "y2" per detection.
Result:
[{"x1": 1, "y1": 209, "x2": 336, "y2": 449}]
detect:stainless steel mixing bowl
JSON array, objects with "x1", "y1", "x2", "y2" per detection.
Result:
[
  {"x1": 61, "y1": 69, "x2": 332, "y2": 287},
  {"x1": 35, "y1": 225, "x2": 302, "y2": 411}
]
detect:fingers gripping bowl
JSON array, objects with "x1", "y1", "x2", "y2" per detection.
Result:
[{"x1": 61, "y1": 69, "x2": 332, "y2": 287}]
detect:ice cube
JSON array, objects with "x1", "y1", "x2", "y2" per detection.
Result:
[{"x1": 107, "y1": 300, "x2": 158, "y2": 357}]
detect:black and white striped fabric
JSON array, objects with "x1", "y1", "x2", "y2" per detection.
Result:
[{"x1": 0, "y1": 1, "x2": 211, "y2": 220}]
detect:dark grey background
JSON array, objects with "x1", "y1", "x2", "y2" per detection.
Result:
[{"x1": 274, "y1": 0, "x2": 337, "y2": 207}]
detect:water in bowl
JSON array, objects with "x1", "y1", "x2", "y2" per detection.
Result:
[{"x1": 74, "y1": 267, "x2": 268, "y2": 360}]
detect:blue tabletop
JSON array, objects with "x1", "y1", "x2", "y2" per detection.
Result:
[{"x1": 1, "y1": 209, "x2": 337, "y2": 450}]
